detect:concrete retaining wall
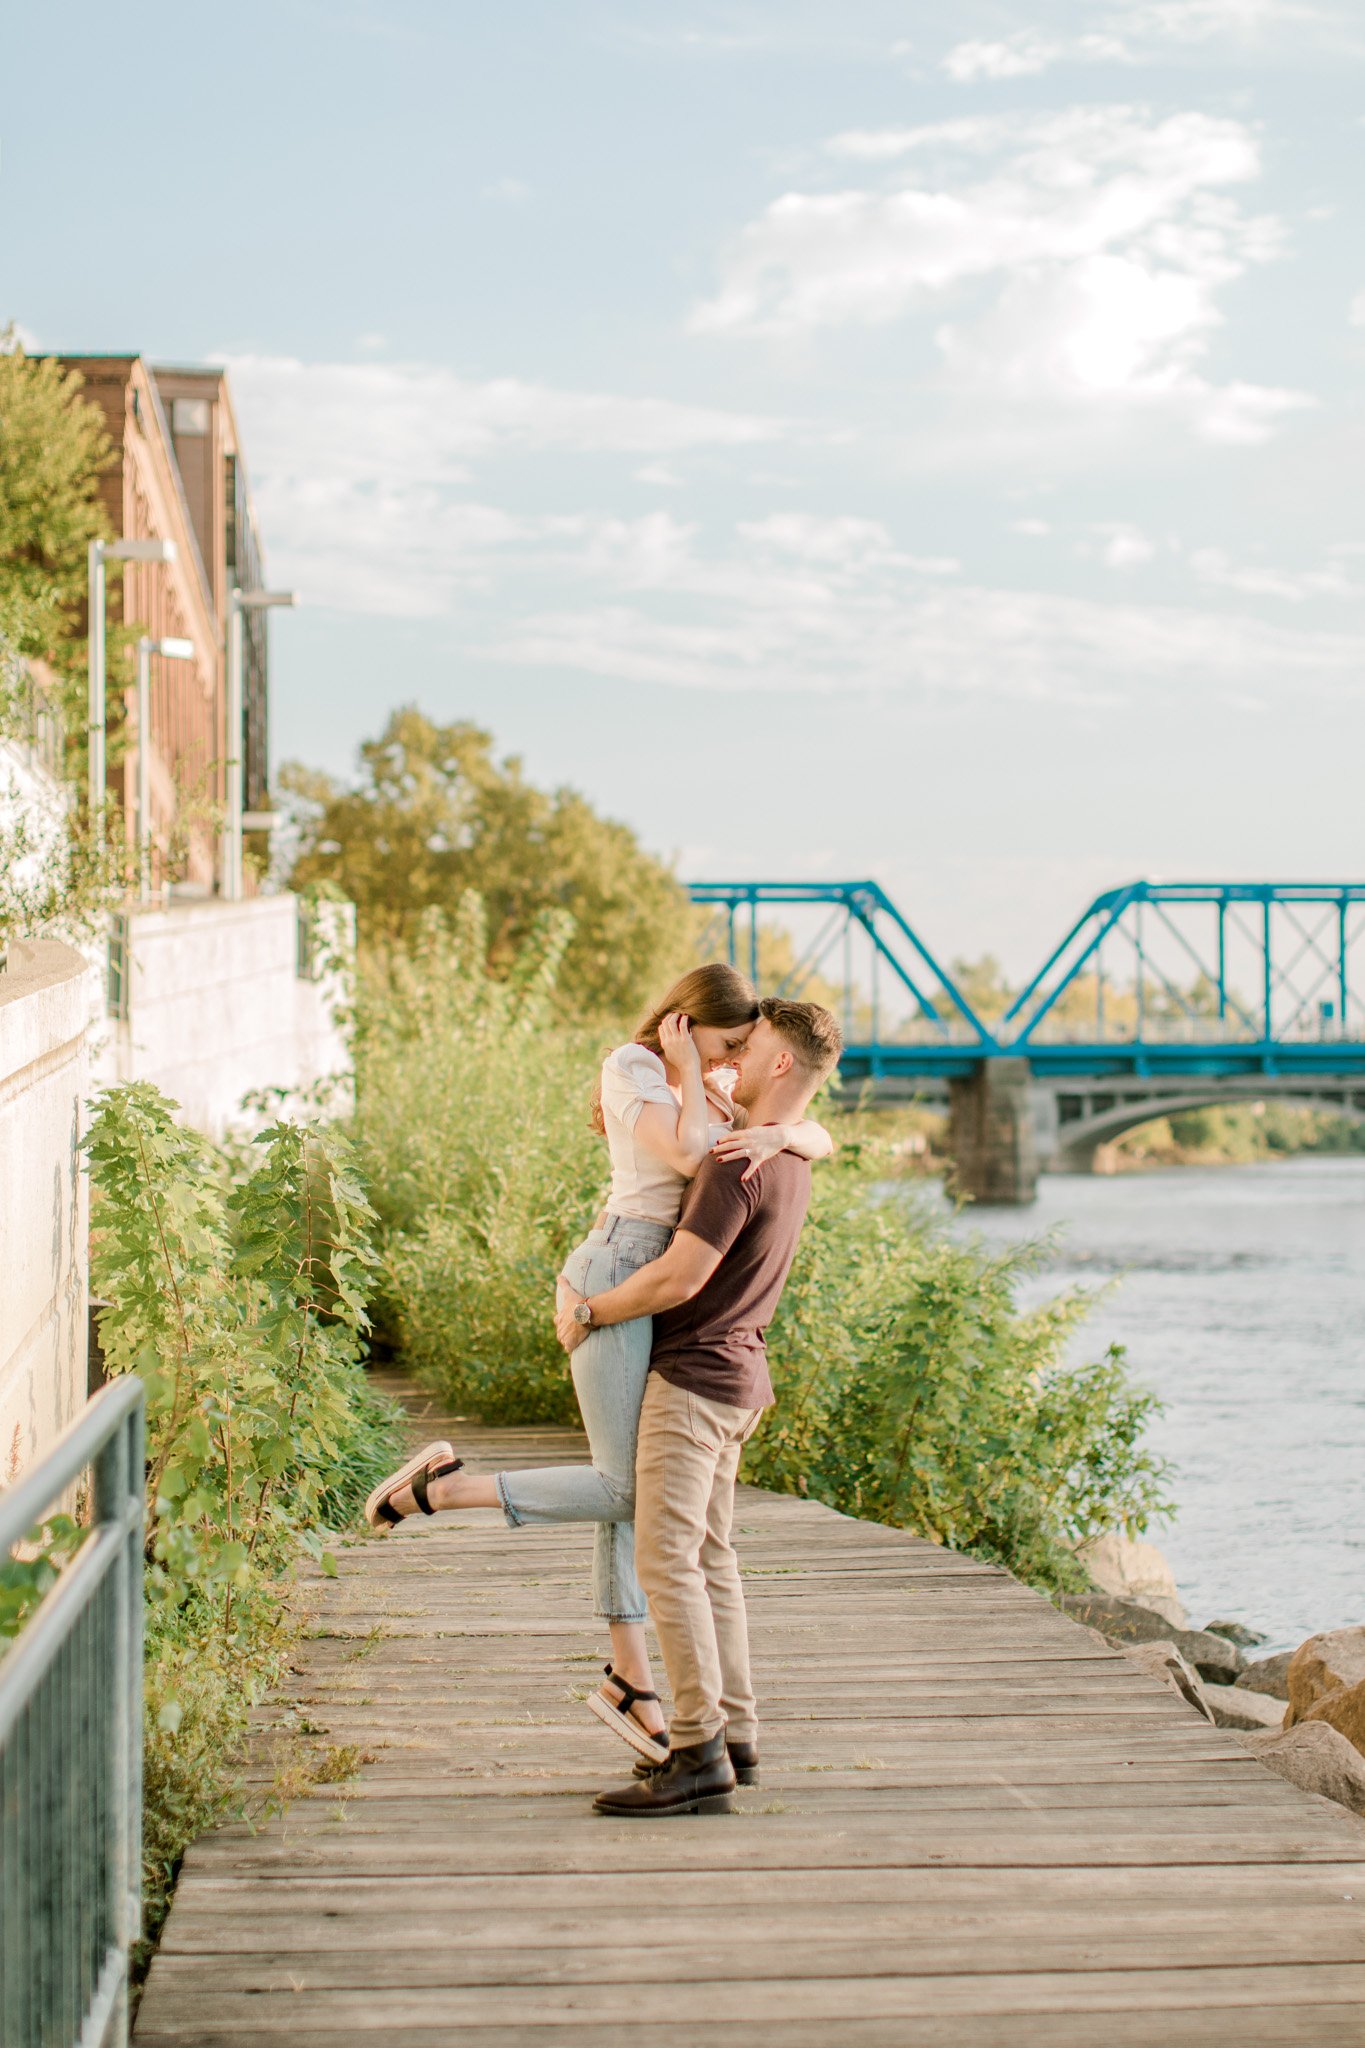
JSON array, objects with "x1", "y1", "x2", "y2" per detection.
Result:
[
  {"x1": 96, "y1": 894, "x2": 353, "y2": 1137},
  {"x1": 0, "y1": 939, "x2": 93, "y2": 1483}
]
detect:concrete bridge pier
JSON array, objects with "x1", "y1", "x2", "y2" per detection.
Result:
[{"x1": 948, "y1": 1058, "x2": 1039, "y2": 1205}]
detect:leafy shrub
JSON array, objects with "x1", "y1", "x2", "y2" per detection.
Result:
[
  {"x1": 0, "y1": 1513, "x2": 86, "y2": 1640},
  {"x1": 745, "y1": 1131, "x2": 1172, "y2": 1590},
  {"x1": 353, "y1": 895, "x2": 607, "y2": 1420},
  {"x1": 82, "y1": 1083, "x2": 402, "y2": 1943}
]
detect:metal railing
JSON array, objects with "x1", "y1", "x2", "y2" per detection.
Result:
[
  {"x1": 296, "y1": 900, "x2": 319, "y2": 981},
  {"x1": 106, "y1": 913, "x2": 130, "y2": 1023},
  {"x1": 0, "y1": 1378, "x2": 145, "y2": 2048},
  {"x1": 1, "y1": 651, "x2": 67, "y2": 787}
]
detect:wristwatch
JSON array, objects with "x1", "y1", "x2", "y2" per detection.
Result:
[{"x1": 572, "y1": 1300, "x2": 593, "y2": 1328}]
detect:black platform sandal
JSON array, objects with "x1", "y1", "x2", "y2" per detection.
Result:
[
  {"x1": 586, "y1": 1662, "x2": 669, "y2": 1764},
  {"x1": 364, "y1": 1442, "x2": 463, "y2": 1529}
]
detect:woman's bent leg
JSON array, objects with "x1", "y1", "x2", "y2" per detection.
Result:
[{"x1": 496, "y1": 1306, "x2": 653, "y2": 1620}]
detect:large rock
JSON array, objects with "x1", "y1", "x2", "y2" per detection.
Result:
[
  {"x1": 1119, "y1": 1639, "x2": 1213, "y2": 1722},
  {"x1": 1236, "y1": 1651, "x2": 1293, "y2": 1701},
  {"x1": 1208, "y1": 1686, "x2": 1286, "y2": 1733},
  {"x1": 1203, "y1": 1619, "x2": 1267, "y2": 1649},
  {"x1": 1238, "y1": 1720, "x2": 1365, "y2": 1819},
  {"x1": 1058, "y1": 1593, "x2": 1245, "y2": 1685},
  {"x1": 1300, "y1": 1683, "x2": 1365, "y2": 1756},
  {"x1": 1286, "y1": 1627, "x2": 1365, "y2": 1730},
  {"x1": 1076, "y1": 1532, "x2": 1187, "y2": 1629}
]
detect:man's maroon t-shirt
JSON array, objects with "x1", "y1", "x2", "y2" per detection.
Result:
[{"x1": 649, "y1": 1149, "x2": 812, "y2": 1410}]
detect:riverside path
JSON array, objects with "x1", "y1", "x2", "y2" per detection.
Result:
[{"x1": 134, "y1": 1376, "x2": 1365, "y2": 2047}]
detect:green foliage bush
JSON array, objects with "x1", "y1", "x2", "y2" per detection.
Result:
[
  {"x1": 0, "y1": 1513, "x2": 86, "y2": 1640},
  {"x1": 745, "y1": 1132, "x2": 1172, "y2": 1590},
  {"x1": 355, "y1": 905, "x2": 1172, "y2": 1587},
  {"x1": 81, "y1": 1083, "x2": 402, "y2": 1944}
]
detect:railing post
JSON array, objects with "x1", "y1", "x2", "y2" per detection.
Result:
[
  {"x1": 2, "y1": 1377, "x2": 146, "y2": 2048},
  {"x1": 98, "y1": 1389, "x2": 143, "y2": 2041}
]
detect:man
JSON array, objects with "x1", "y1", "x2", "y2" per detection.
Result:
[{"x1": 555, "y1": 996, "x2": 843, "y2": 1817}]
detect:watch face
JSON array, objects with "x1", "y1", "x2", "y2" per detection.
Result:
[{"x1": 574, "y1": 1302, "x2": 592, "y2": 1325}]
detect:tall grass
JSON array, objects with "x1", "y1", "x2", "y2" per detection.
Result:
[{"x1": 354, "y1": 897, "x2": 608, "y2": 1420}]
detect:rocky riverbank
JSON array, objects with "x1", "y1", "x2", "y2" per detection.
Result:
[{"x1": 1062, "y1": 1534, "x2": 1365, "y2": 1818}]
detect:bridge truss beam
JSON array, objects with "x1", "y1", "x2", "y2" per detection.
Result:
[{"x1": 686, "y1": 877, "x2": 1365, "y2": 1201}]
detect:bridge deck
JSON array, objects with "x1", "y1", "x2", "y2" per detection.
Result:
[{"x1": 134, "y1": 1377, "x2": 1365, "y2": 2047}]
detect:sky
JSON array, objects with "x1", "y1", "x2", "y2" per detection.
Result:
[{"x1": 4, "y1": 0, "x2": 1363, "y2": 975}]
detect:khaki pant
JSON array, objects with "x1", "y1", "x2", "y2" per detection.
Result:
[{"x1": 634, "y1": 1372, "x2": 764, "y2": 1750}]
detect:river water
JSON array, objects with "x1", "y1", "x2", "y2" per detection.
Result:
[{"x1": 945, "y1": 1157, "x2": 1365, "y2": 1653}]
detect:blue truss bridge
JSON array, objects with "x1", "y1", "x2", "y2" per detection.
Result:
[{"x1": 687, "y1": 878, "x2": 1365, "y2": 1202}]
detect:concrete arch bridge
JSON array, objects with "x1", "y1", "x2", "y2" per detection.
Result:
[{"x1": 687, "y1": 879, "x2": 1365, "y2": 1204}]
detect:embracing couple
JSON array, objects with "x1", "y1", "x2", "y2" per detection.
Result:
[{"x1": 365, "y1": 964, "x2": 843, "y2": 1816}]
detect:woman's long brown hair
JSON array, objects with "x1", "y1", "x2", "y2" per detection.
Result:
[{"x1": 590, "y1": 962, "x2": 759, "y2": 1135}]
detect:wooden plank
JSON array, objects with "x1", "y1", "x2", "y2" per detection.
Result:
[
  {"x1": 139, "y1": 1922, "x2": 1365, "y2": 1986},
  {"x1": 132, "y1": 1962, "x2": 1365, "y2": 2027},
  {"x1": 135, "y1": 1407, "x2": 1365, "y2": 2047},
  {"x1": 129, "y1": 2016, "x2": 1365, "y2": 2048}
]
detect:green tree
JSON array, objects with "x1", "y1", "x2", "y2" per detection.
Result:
[
  {"x1": 282, "y1": 706, "x2": 695, "y2": 1019},
  {"x1": 0, "y1": 338, "x2": 112, "y2": 697},
  {"x1": 949, "y1": 954, "x2": 1016, "y2": 1025}
]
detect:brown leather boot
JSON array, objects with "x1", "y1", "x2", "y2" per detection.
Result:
[
  {"x1": 632, "y1": 1737, "x2": 758, "y2": 1786},
  {"x1": 594, "y1": 1732, "x2": 737, "y2": 1817}
]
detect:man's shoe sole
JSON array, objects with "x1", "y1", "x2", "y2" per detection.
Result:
[
  {"x1": 593, "y1": 1791, "x2": 735, "y2": 1817},
  {"x1": 733, "y1": 1765, "x2": 758, "y2": 1786}
]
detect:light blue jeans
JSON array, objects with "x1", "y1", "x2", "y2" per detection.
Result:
[{"x1": 496, "y1": 1213, "x2": 672, "y2": 1622}]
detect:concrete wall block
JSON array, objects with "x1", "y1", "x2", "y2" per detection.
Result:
[
  {"x1": 948, "y1": 1057, "x2": 1040, "y2": 1206},
  {"x1": 92, "y1": 895, "x2": 354, "y2": 1138},
  {"x1": 0, "y1": 939, "x2": 92, "y2": 1481}
]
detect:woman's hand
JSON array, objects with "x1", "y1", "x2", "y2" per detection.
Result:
[
  {"x1": 658, "y1": 1010, "x2": 701, "y2": 1074},
  {"x1": 712, "y1": 1123, "x2": 792, "y2": 1183}
]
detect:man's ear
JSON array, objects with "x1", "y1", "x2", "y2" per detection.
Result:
[{"x1": 772, "y1": 1048, "x2": 795, "y2": 1080}]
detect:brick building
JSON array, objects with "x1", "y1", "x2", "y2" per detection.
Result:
[{"x1": 58, "y1": 355, "x2": 271, "y2": 892}]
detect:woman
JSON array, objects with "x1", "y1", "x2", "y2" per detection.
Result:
[{"x1": 364, "y1": 963, "x2": 834, "y2": 1762}]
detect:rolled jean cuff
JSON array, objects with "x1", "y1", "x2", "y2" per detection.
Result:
[
  {"x1": 600, "y1": 1607, "x2": 649, "y2": 1625},
  {"x1": 495, "y1": 1472, "x2": 525, "y2": 1528}
]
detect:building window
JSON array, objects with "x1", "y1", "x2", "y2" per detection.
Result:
[{"x1": 171, "y1": 397, "x2": 210, "y2": 437}]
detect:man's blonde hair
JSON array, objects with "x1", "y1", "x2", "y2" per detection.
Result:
[{"x1": 759, "y1": 996, "x2": 843, "y2": 1085}]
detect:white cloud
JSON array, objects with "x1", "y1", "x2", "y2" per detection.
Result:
[
  {"x1": 489, "y1": 552, "x2": 1363, "y2": 701},
  {"x1": 942, "y1": 0, "x2": 1340, "y2": 79},
  {"x1": 943, "y1": 33, "x2": 1132, "y2": 80},
  {"x1": 1091, "y1": 522, "x2": 1157, "y2": 567},
  {"x1": 469, "y1": 516, "x2": 1362, "y2": 704},
  {"x1": 634, "y1": 463, "x2": 684, "y2": 487},
  {"x1": 224, "y1": 355, "x2": 787, "y2": 613},
  {"x1": 1012, "y1": 517, "x2": 1052, "y2": 535},
  {"x1": 1349, "y1": 288, "x2": 1365, "y2": 326},
  {"x1": 1189, "y1": 545, "x2": 1357, "y2": 600},
  {"x1": 736, "y1": 513, "x2": 959, "y2": 575},
  {"x1": 695, "y1": 107, "x2": 1308, "y2": 444},
  {"x1": 1125, "y1": 0, "x2": 1330, "y2": 44},
  {"x1": 226, "y1": 354, "x2": 786, "y2": 486},
  {"x1": 483, "y1": 176, "x2": 531, "y2": 203}
]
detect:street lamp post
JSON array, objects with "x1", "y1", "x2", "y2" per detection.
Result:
[
  {"x1": 136, "y1": 636, "x2": 195, "y2": 903},
  {"x1": 225, "y1": 588, "x2": 296, "y2": 901},
  {"x1": 87, "y1": 538, "x2": 178, "y2": 847}
]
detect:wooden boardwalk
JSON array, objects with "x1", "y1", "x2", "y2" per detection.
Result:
[{"x1": 135, "y1": 1379, "x2": 1365, "y2": 2046}]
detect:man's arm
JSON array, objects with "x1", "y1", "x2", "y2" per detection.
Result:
[{"x1": 555, "y1": 1229, "x2": 721, "y2": 1353}]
